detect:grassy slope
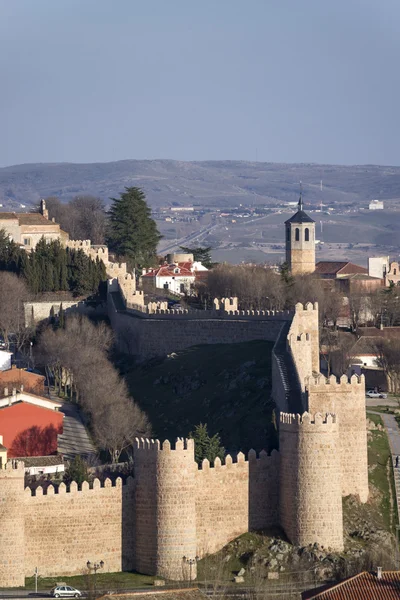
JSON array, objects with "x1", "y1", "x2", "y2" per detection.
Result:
[
  {"x1": 365, "y1": 412, "x2": 397, "y2": 532},
  {"x1": 123, "y1": 340, "x2": 276, "y2": 454}
]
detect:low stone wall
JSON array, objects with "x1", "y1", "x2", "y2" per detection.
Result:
[{"x1": 24, "y1": 300, "x2": 105, "y2": 327}]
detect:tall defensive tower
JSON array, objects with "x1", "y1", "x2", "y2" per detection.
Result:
[
  {"x1": 0, "y1": 460, "x2": 25, "y2": 587},
  {"x1": 285, "y1": 194, "x2": 315, "y2": 275},
  {"x1": 133, "y1": 438, "x2": 197, "y2": 581}
]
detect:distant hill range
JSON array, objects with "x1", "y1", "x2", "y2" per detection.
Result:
[{"x1": 1, "y1": 160, "x2": 400, "y2": 209}]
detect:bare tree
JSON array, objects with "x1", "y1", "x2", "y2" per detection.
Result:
[
  {"x1": 0, "y1": 272, "x2": 29, "y2": 350},
  {"x1": 206, "y1": 264, "x2": 286, "y2": 310},
  {"x1": 374, "y1": 337, "x2": 400, "y2": 393},
  {"x1": 93, "y1": 392, "x2": 151, "y2": 463},
  {"x1": 41, "y1": 195, "x2": 106, "y2": 244},
  {"x1": 36, "y1": 314, "x2": 151, "y2": 461}
]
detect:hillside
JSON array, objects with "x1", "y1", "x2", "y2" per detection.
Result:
[
  {"x1": 120, "y1": 340, "x2": 277, "y2": 455},
  {"x1": 1, "y1": 159, "x2": 400, "y2": 209}
]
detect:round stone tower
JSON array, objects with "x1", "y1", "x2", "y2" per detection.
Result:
[
  {"x1": 134, "y1": 438, "x2": 197, "y2": 581},
  {"x1": 285, "y1": 195, "x2": 315, "y2": 275},
  {"x1": 279, "y1": 412, "x2": 343, "y2": 551},
  {"x1": 0, "y1": 460, "x2": 25, "y2": 587}
]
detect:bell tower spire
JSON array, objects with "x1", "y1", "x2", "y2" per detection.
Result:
[{"x1": 284, "y1": 187, "x2": 315, "y2": 275}]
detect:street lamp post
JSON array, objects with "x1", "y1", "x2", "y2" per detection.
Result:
[
  {"x1": 182, "y1": 556, "x2": 199, "y2": 582},
  {"x1": 86, "y1": 560, "x2": 104, "y2": 597}
]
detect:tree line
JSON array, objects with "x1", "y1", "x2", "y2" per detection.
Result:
[
  {"x1": 36, "y1": 315, "x2": 151, "y2": 463},
  {"x1": 43, "y1": 187, "x2": 161, "y2": 270},
  {"x1": 0, "y1": 231, "x2": 106, "y2": 296}
]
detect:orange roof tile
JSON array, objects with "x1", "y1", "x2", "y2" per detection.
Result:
[{"x1": 302, "y1": 571, "x2": 400, "y2": 600}]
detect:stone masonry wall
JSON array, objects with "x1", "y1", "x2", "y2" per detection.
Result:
[
  {"x1": 133, "y1": 438, "x2": 197, "y2": 581},
  {"x1": 24, "y1": 478, "x2": 135, "y2": 577},
  {"x1": 279, "y1": 412, "x2": 344, "y2": 551},
  {"x1": 108, "y1": 296, "x2": 286, "y2": 359},
  {"x1": 288, "y1": 302, "x2": 319, "y2": 374},
  {"x1": 306, "y1": 374, "x2": 369, "y2": 502},
  {"x1": 195, "y1": 450, "x2": 279, "y2": 556},
  {"x1": 0, "y1": 461, "x2": 25, "y2": 587}
]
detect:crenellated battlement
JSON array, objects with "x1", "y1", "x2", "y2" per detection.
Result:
[
  {"x1": 0, "y1": 459, "x2": 25, "y2": 473},
  {"x1": 24, "y1": 476, "x2": 128, "y2": 497},
  {"x1": 280, "y1": 411, "x2": 338, "y2": 429},
  {"x1": 110, "y1": 262, "x2": 128, "y2": 272},
  {"x1": 66, "y1": 239, "x2": 92, "y2": 249},
  {"x1": 134, "y1": 436, "x2": 194, "y2": 452},
  {"x1": 306, "y1": 373, "x2": 365, "y2": 390}
]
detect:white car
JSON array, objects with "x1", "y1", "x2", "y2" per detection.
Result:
[
  {"x1": 366, "y1": 390, "x2": 388, "y2": 399},
  {"x1": 51, "y1": 586, "x2": 82, "y2": 598}
]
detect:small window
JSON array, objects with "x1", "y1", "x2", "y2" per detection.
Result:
[
  {"x1": 394, "y1": 268, "x2": 397, "y2": 275},
  {"x1": 295, "y1": 228, "x2": 300, "y2": 241},
  {"x1": 23, "y1": 237, "x2": 31, "y2": 246},
  {"x1": 305, "y1": 228, "x2": 309, "y2": 242},
  {"x1": 286, "y1": 227, "x2": 290, "y2": 242}
]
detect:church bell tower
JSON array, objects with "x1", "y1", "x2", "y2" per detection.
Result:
[{"x1": 285, "y1": 194, "x2": 315, "y2": 275}]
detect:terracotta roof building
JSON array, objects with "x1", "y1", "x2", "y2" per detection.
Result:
[
  {"x1": 141, "y1": 260, "x2": 208, "y2": 295},
  {"x1": 0, "y1": 390, "x2": 63, "y2": 458},
  {"x1": 0, "y1": 366, "x2": 45, "y2": 397},
  {"x1": 314, "y1": 261, "x2": 368, "y2": 279},
  {"x1": 302, "y1": 570, "x2": 400, "y2": 599},
  {"x1": 0, "y1": 200, "x2": 68, "y2": 251}
]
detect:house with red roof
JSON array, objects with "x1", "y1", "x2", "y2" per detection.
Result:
[
  {"x1": 142, "y1": 260, "x2": 208, "y2": 295},
  {"x1": 0, "y1": 389, "x2": 63, "y2": 458},
  {"x1": 302, "y1": 569, "x2": 400, "y2": 599}
]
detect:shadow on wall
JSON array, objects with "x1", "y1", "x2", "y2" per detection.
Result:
[{"x1": 10, "y1": 424, "x2": 62, "y2": 457}]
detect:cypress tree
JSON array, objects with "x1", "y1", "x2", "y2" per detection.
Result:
[
  {"x1": 59, "y1": 303, "x2": 65, "y2": 329},
  {"x1": 107, "y1": 187, "x2": 161, "y2": 268}
]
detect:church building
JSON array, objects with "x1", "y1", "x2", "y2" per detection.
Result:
[{"x1": 285, "y1": 196, "x2": 315, "y2": 275}]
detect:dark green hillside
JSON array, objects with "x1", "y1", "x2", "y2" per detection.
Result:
[{"x1": 124, "y1": 340, "x2": 276, "y2": 455}]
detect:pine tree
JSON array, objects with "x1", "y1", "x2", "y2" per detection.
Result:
[
  {"x1": 190, "y1": 423, "x2": 225, "y2": 464},
  {"x1": 179, "y1": 246, "x2": 213, "y2": 268},
  {"x1": 107, "y1": 187, "x2": 162, "y2": 268},
  {"x1": 49, "y1": 305, "x2": 55, "y2": 326}
]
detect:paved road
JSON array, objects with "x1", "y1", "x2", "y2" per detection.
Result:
[
  {"x1": 57, "y1": 401, "x2": 96, "y2": 460},
  {"x1": 366, "y1": 397, "x2": 400, "y2": 408}
]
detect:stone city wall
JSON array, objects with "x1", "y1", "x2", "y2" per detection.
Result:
[
  {"x1": 287, "y1": 302, "x2": 319, "y2": 375},
  {"x1": 195, "y1": 450, "x2": 279, "y2": 556},
  {"x1": 65, "y1": 240, "x2": 110, "y2": 265},
  {"x1": 0, "y1": 461, "x2": 25, "y2": 587},
  {"x1": 111, "y1": 312, "x2": 285, "y2": 359},
  {"x1": 24, "y1": 477, "x2": 135, "y2": 578},
  {"x1": 133, "y1": 438, "x2": 198, "y2": 581},
  {"x1": 108, "y1": 287, "x2": 291, "y2": 359},
  {"x1": 23, "y1": 300, "x2": 104, "y2": 327},
  {"x1": 306, "y1": 374, "x2": 369, "y2": 502},
  {"x1": 279, "y1": 412, "x2": 344, "y2": 552}
]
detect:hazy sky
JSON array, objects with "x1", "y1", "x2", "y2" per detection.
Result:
[{"x1": 1, "y1": 0, "x2": 399, "y2": 167}]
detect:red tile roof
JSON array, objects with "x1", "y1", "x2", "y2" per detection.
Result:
[
  {"x1": 315, "y1": 261, "x2": 368, "y2": 276},
  {"x1": 302, "y1": 571, "x2": 400, "y2": 600},
  {"x1": 143, "y1": 264, "x2": 195, "y2": 278}
]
